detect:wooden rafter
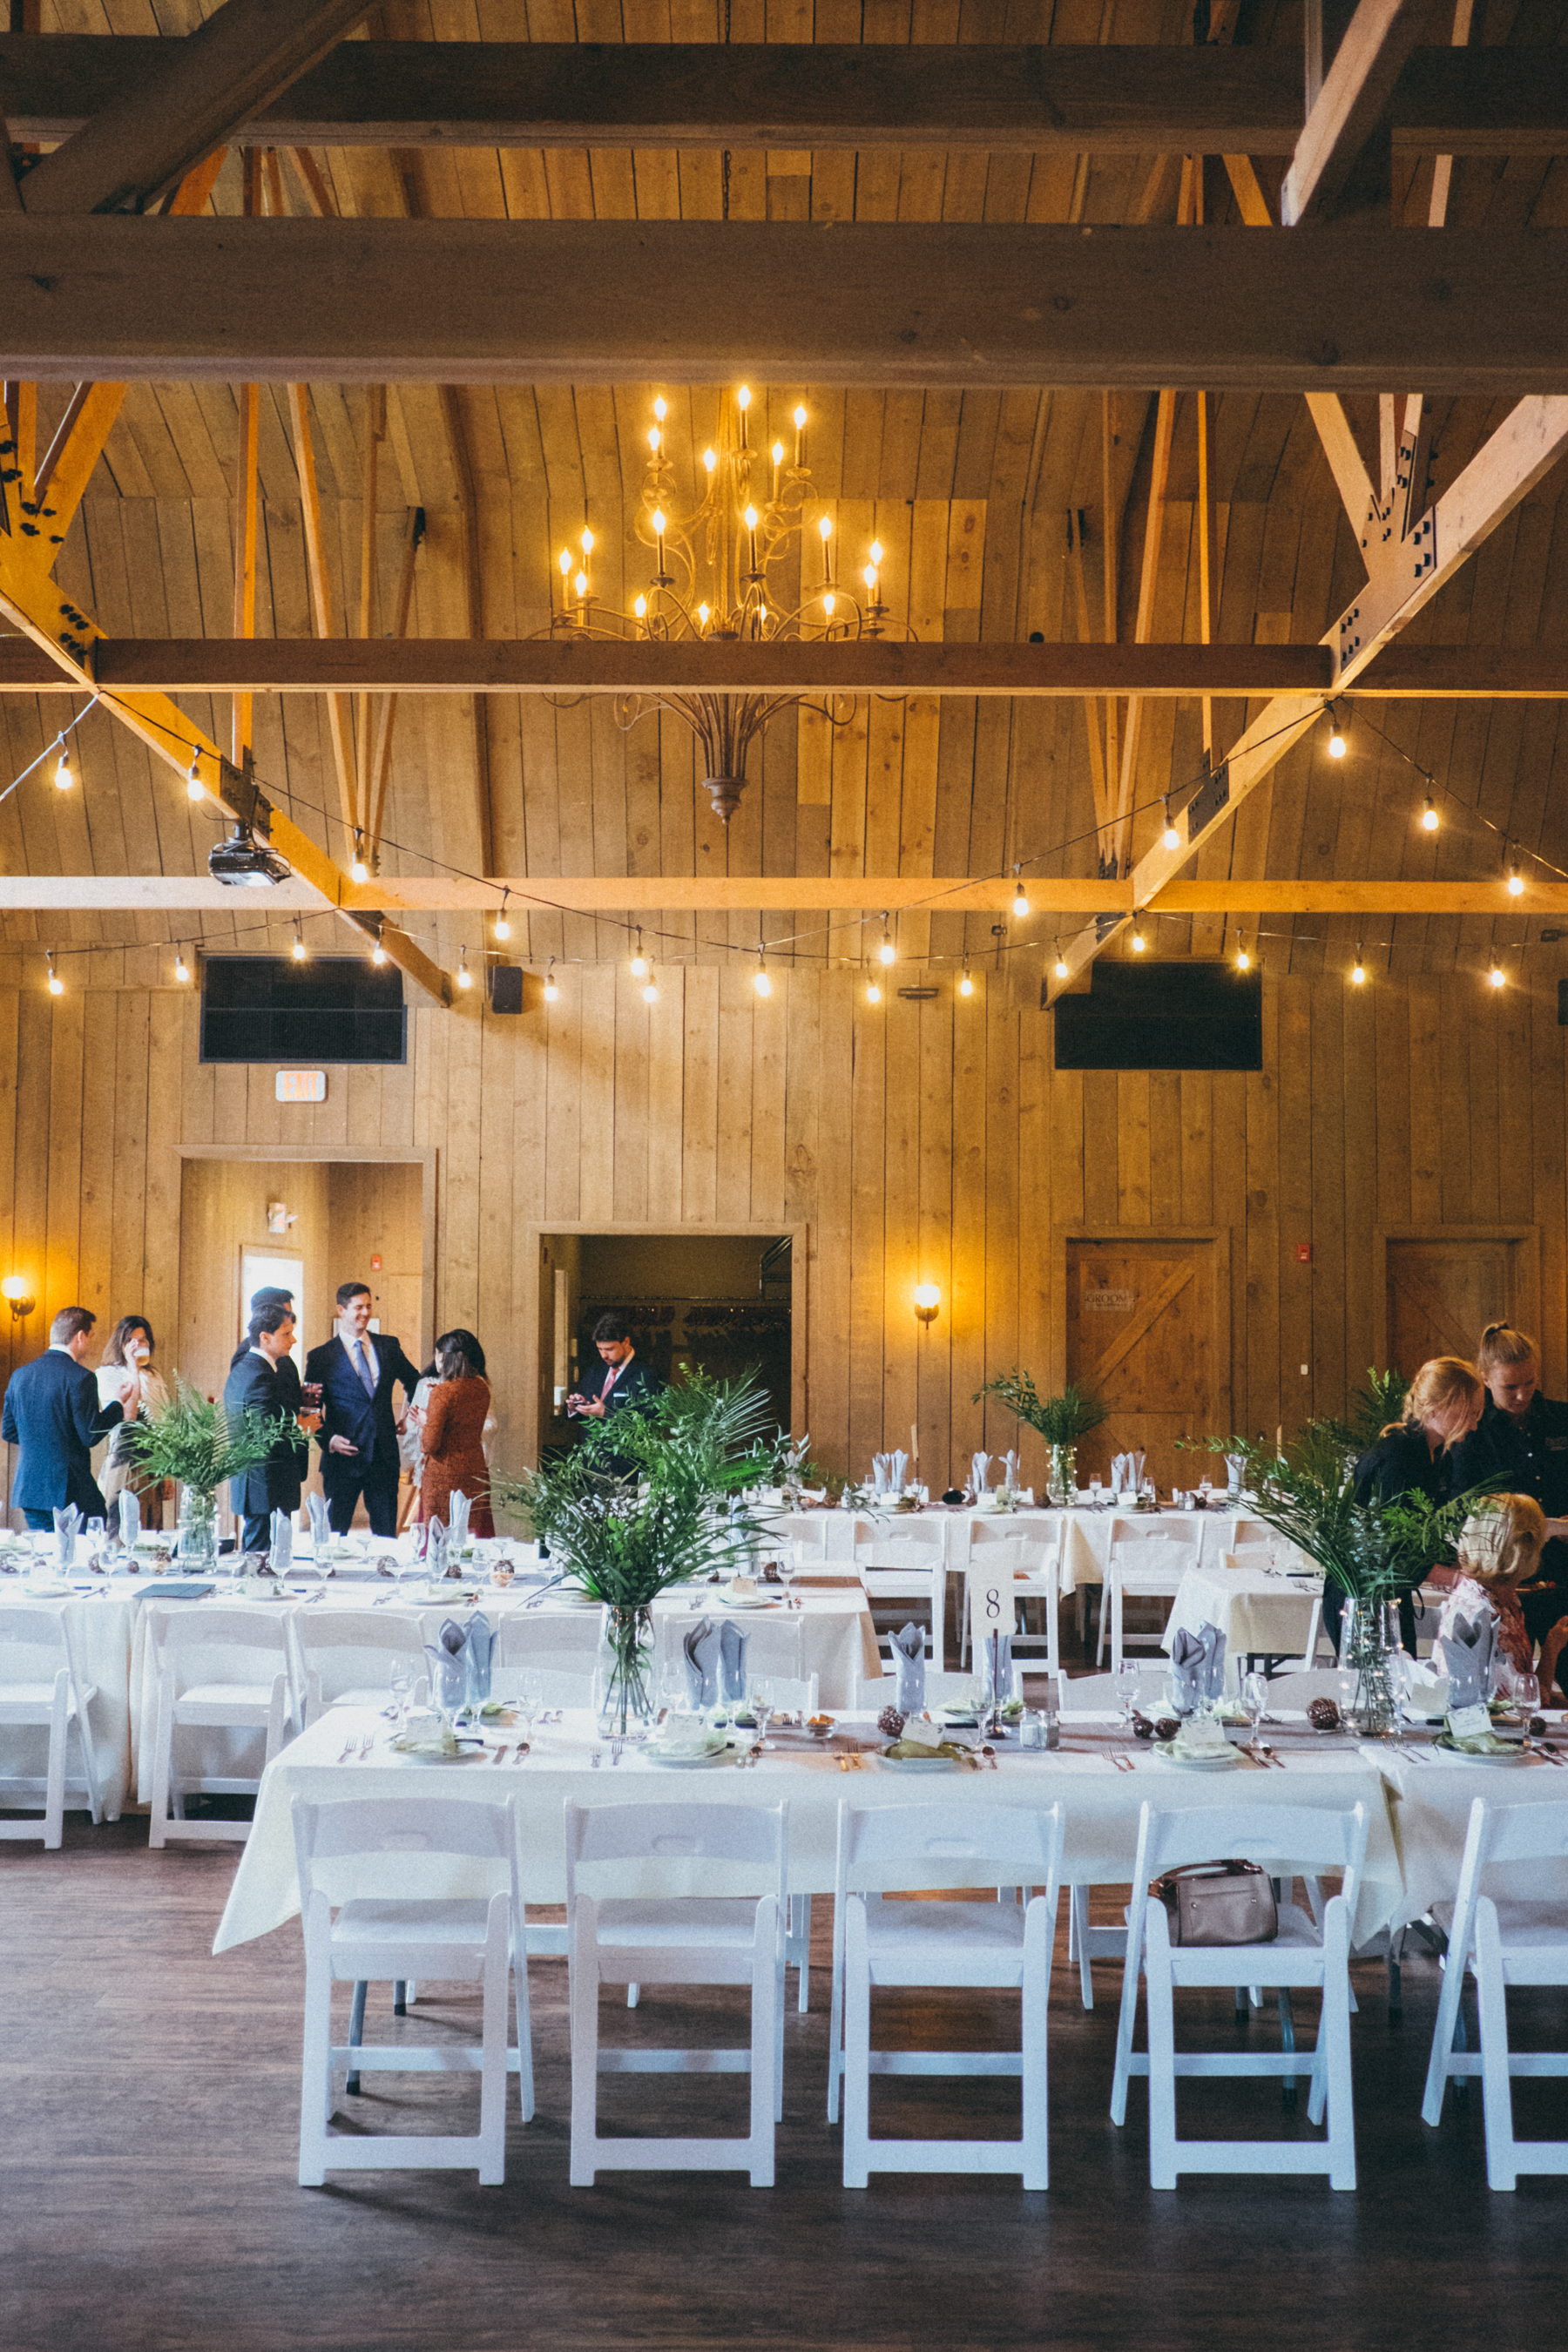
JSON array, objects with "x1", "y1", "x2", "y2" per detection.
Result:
[
  {"x1": 3, "y1": 219, "x2": 1567, "y2": 391},
  {"x1": 1281, "y1": 0, "x2": 1449, "y2": 226}
]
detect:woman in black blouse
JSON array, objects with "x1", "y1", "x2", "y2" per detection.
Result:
[{"x1": 1341, "y1": 1355, "x2": 1485, "y2": 1658}]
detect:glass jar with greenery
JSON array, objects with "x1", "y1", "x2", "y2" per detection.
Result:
[
  {"x1": 972, "y1": 1371, "x2": 1109, "y2": 1505},
  {"x1": 125, "y1": 1378, "x2": 299, "y2": 1575}
]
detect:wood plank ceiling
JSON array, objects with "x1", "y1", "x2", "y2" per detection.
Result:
[{"x1": 2, "y1": 0, "x2": 1567, "y2": 1005}]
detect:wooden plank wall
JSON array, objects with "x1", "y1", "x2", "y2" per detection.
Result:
[{"x1": 0, "y1": 969, "x2": 1563, "y2": 1505}]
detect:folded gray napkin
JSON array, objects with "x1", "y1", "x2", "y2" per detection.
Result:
[
  {"x1": 464, "y1": 1611, "x2": 494, "y2": 1706},
  {"x1": 449, "y1": 1490, "x2": 471, "y2": 1551},
  {"x1": 1003, "y1": 1450, "x2": 1019, "y2": 1493},
  {"x1": 268, "y1": 1508, "x2": 293, "y2": 1577},
  {"x1": 970, "y1": 1451, "x2": 991, "y2": 1497},
  {"x1": 719, "y1": 1620, "x2": 751, "y2": 1704},
  {"x1": 52, "y1": 1504, "x2": 80, "y2": 1569},
  {"x1": 425, "y1": 1619, "x2": 470, "y2": 1713},
  {"x1": 307, "y1": 1492, "x2": 330, "y2": 1553},
  {"x1": 890, "y1": 1621, "x2": 926, "y2": 1714},
  {"x1": 427, "y1": 1519, "x2": 449, "y2": 1579},
  {"x1": 118, "y1": 1490, "x2": 140, "y2": 1549},
  {"x1": 1441, "y1": 1612, "x2": 1497, "y2": 1712},
  {"x1": 1169, "y1": 1619, "x2": 1227, "y2": 1713},
  {"x1": 684, "y1": 1619, "x2": 721, "y2": 1708}
]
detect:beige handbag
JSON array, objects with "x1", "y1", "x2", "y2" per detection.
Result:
[{"x1": 1151, "y1": 1860, "x2": 1279, "y2": 1947}]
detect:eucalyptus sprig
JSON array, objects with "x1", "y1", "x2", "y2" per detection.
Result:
[{"x1": 125, "y1": 1375, "x2": 299, "y2": 1497}]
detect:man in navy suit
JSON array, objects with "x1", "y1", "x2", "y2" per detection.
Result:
[
  {"x1": 304, "y1": 1281, "x2": 422, "y2": 1538},
  {"x1": 223, "y1": 1301, "x2": 313, "y2": 1554},
  {"x1": 3, "y1": 1306, "x2": 137, "y2": 1528},
  {"x1": 227, "y1": 1283, "x2": 304, "y2": 1416}
]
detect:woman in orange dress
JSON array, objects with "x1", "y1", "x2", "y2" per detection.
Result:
[{"x1": 416, "y1": 1328, "x2": 496, "y2": 1537}]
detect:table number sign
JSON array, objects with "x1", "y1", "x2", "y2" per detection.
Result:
[{"x1": 970, "y1": 1564, "x2": 1010, "y2": 1667}]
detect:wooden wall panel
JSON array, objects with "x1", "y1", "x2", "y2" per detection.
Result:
[{"x1": 2, "y1": 967, "x2": 1565, "y2": 1506}]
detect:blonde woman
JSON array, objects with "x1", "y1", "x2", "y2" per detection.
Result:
[
  {"x1": 1453, "y1": 1322, "x2": 1568, "y2": 1655},
  {"x1": 1341, "y1": 1355, "x2": 1485, "y2": 1658},
  {"x1": 97, "y1": 1313, "x2": 170, "y2": 1528},
  {"x1": 1441, "y1": 1495, "x2": 1568, "y2": 1703}
]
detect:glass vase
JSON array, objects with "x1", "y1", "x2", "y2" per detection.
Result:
[
  {"x1": 176, "y1": 1486, "x2": 218, "y2": 1572},
  {"x1": 593, "y1": 1605, "x2": 657, "y2": 1740},
  {"x1": 1045, "y1": 1443, "x2": 1078, "y2": 1506},
  {"x1": 1342, "y1": 1598, "x2": 1400, "y2": 1738}
]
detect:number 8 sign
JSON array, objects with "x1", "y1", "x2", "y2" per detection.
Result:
[{"x1": 970, "y1": 1567, "x2": 1010, "y2": 1669}]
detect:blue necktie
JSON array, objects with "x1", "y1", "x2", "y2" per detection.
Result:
[{"x1": 354, "y1": 1339, "x2": 376, "y2": 1397}]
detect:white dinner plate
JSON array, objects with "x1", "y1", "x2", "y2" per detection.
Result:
[
  {"x1": 645, "y1": 1745, "x2": 730, "y2": 1767},
  {"x1": 717, "y1": 1594, "x2": 779, "y2": 1611},
  {"x1": 21, "y1": 1580, "x2": 72, "y2": 1598},
  {"x1": 388, "y1": 1740, "x2": 488, "y2": 1764},
  {"x1": 880, "y1": 1750, "x2": 966, "y2": 1770},
  {"x1": 1151, "y1": 1740, "x2": 1252, "y2": 1770},
  {"x1": 1432, "y1": 1735, "x2": 1533, "y2": 1766}
]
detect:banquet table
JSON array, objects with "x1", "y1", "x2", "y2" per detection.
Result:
[
  {"x1": 1162, "y1": 1559, "x2": 1322, "y2": 1667},
  {"x1": 0, "y1": 1586, "x2": 139, "y2": 1819},
  {"x1": 781, "y1": 1500, "x2": 1261, "y2": 1593},
  {"x1": 213, "y1": 1703, "x2": 1410, "y2": 1956}
]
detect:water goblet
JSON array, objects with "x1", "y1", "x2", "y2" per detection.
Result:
[
  {"x1": 517, "y1": 1671, "x2": 543, "y2": 1750},
  {"x1": 1088, "y1": 1475, "x2": 1103, "y2": 1512},
  {"x1": 751, "y1": 1677, "x2": 775, "y2": 1752},
  {"x1": 1114, "y1": 1660, "x2": 1142, "y2": 1730},
  {"x1": 777, "y1": 1548, "x2": 799, "y2": 1608},
  {"x1": 1241, "y1": 1671, "x2": 1267, "y2": 1741},
  {"x1": 389, "y1": 1664, "x2": 416, "y2": 1732}
]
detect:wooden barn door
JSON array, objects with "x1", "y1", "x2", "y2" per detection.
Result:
[
  {"x1": 1063, "y1": 1233, "x2": 1230, "y2": 1493},
  {"x1": 1380, "y1": 1229, "x2": 1538, "y2": 1375}
]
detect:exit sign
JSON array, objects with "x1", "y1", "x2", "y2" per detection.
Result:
[{"x1": 275, "y1": 1070, "x2": 327, "y2": 1103}]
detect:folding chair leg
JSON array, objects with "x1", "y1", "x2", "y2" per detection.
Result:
[
  {"x1": 345, "y1": 1980, "x2": 368, "y2": 2095},
  {"x1": 1071, "y1": 1885, "x2": 1095, "y2": 2009},
  {"x1": 749, "y1": 1900, "x2": 777, "y2": 2186},
  {"x1": 297, "y1": 1910, "x2": 334, "y2": 2188},
  {"x1": 1475, "y1": 1902, "x2": 1519, "y2": 2191},
  {"x1": 1423, "y1": 1949, "x2": 1471, "y2": 2126},
  {"x1": 44, "y1": 1676, "x2": 67, "y2": 1849},
  {"x1": 842, "y1": 1901, "x2": 872, "y2": 2189},
  {"x1": 568, "y1": 1898, "x2": 600, "y2": 2187},
  {"x1": 476, "y1": 1911, "x2": 509, "y2": 2186},
  {"x1": 1021, "y1": 1901, "x2": 1051, "y2": 2191},
  {"x1": 1145, "y1": 1916, "x2": 1179, "y2": 2190},
  {"x1": 1321, "y1": 1902, "x2": 1357, "y2": 2189}
]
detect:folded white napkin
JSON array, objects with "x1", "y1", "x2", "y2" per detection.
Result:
[
  {"x1": 268, "y1": 1507, "x2": 293, "y2": 1577},
  {"x1": 53, "y1": 1505, "x2": 81, "y2": 1570},
  {"x1": 449, "y1": 1490, "x2": 471, "y2": 1551},
  {"x1": 684, "y1": 1619, "x2": 721, "y2": 1708},
  {"x1": 889, "y1": 1450, "x2": 909, "y2": 1494},
  {"x1": 970, "y1": 1451, "x2": 991, "y2": 1497},
  {"x1": 1003, "y1": 1450, "x2": 1019, "y2": 1493},
  {"x1": 307, "y1": 1492, "x2": 330, "y2": 1552},
  {"x1": 427, "y1": 1519, "x2": 449, "y2": 1579},
  {"x1": 118, "y1": 1490, "x2": 140, "y2": 1549},
  {"x1": 890, "y1": 1621, "x2": 926, "y2": 1714}
]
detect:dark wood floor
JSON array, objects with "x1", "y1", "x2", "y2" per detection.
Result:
[{"x1": 3, "y1": 1814, "x2": 1565, "y2": 2352}]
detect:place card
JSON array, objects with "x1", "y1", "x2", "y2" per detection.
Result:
[{"x1": 1447, "y1": 1703, "x2": 1491, "y2": 1742}]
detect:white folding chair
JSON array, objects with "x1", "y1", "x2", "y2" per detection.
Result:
[
  {"x1": 961, "y1": 1532, "x2": 1061, "y2": 1673},
  {"x1": 565, "y1": 1798, "x2": 786, "y2": 2187},
  {"x1": 1420, "y1": 1794, "x2": 1568, "y2": 2185},
  {"x1": 1053, "y1": 1668, "x2": 1171, "y2": 2007},
  {"x1": 147, "y1": 1606, "x2": 296, "y2": 1848},
  {"x1": 292, "y1": 1794, "x2": 531, "y2": 2187},
  {"x1": 1111, "y1": 1799, "x2": 1369, "y2": 2187},
  {"x1": 1102, "y1": 1519, "x2": 1200, "y2": 1669},
  {"x1": 288, "y1": 1608, "x2": 429, "y2": 1727},
  {"x1": 0, "y1": 1605, "x2": 104, "y2": 1848},
  {"x1": 828, "y1": 1800, "x2": 1064, "y2": 2187},
  {"x1": 767, "y1": 1514, "x2": 829, "y2": 1561},
  {"x1": 491, "y1": 1612, "x2": 598, "y2": 1708},
  {"x1": 851, "y1": 1666, "x2": 986, "y2": 1713},
  {"x1": 857, "y1": 1524, "x2": 951, "y2": 1671}
]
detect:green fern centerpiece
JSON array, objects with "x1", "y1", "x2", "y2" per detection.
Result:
[
  {"x1": 125, "y1": 1377, "x2": 299, "y2": 1565},
  {"x1": 974, "y1": 1369, "x2": 1109, "y2": 1501}
]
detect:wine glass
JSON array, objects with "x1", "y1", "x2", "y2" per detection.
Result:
[
  {"x1": 517, "y1": 1671, "x2": 543, "y2": 1750},
  {"x1": 777, "y1": 1547, "x2": 799, "y2": 1609},
  {"x1": 1241, "y1": 1671, "x2": 1267, "y2": 1741},
  {"x1": 1088, "y1": 1474, "x2": 1103, "y2": 1512},
  {"x1": 1511, "y1": 1667, "x2": 1540, "y2": 1724},
  {"x1": 389, "y1": 1663, "x2": 416, "y2": 1732},
  {"x1": 1114, "y1": 1660, "x2": 1142, "y2": 1729},
  {"x1": 752, "y1": 1676, "x2": 775, "y2": 1752}
]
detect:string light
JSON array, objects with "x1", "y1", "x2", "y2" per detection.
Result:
[
  {"x1": 754, "y1": 954, "x2": 772, "y2": 998},
  {"x1": 1130, "y1": 918, "x2": 1146, "y2": 954},
  {"x1": 1489, "y1": 956, "x2": 1506, "y2": 990},
  {"x1": 1507, "y1": 854, "x2": 1524, "y2": 897},
  {"x1": 1011, "y1": 868, "x2": 1031, "y2": 918},
  {"x1": 371, "y1": 940, "x2": 387, "y2": 966},
  {"x1": 494, "y1": 889, "x2": 511, "y2": 942},
  {"x1": 1235, "y1": 941, "x2": 1251, "y2": 971},
  {"x1": 186, "y1": 751, "x2": 204, "y2": 801},
  {"x1": 456, "y1": 948, "x2": 472, "y2": 990},
  {"x1": 958, "y1": 970, "x2": 974, "y2": 997},
  {"x1": 630, "y1": 929, "x2": 648, "y2": 978},
  {"x1": 173, "y1": 950, "x2": 191, "y2": 983},
  {"x1": 292, "y1": 923, "x2": 307, "y2": 962},
  {"x1": 53, "y1": 741, "x2": 72, "y2": 791},
  {"x1": 46, "y1": 954, "x2": 62, "y2": 997},
  {"x1": 1351, "y1": 945, "x2": 1367, "y2": 985},
  {"x1": 543, "y1": 957, "x2": 560, "y2": 1003},
  {"x1": 877, "y1": 916, "x2": 896, "y2": 967},
  {"x1": 1326, "y1": 703, "x2": 1348, "y2": 759},
  {"x1": 351, "y1": 832, "x2": 369, "y2": 884},
  {"x1": 1161, "y1": 798, "x2": 1179, "y2": 852},
  {"x1": 866, "y1": 976, "x2": 882, "y2": 1004},
  {"x1": 1422, "y1": 794, "x2": 1439, "y2": 832},
  {"x1": 1054, "y1": 945, "x2": 1070, "y2": 980},
  {"x1": 641, "y1": 967, "x2": 659, "y2": 1005}
]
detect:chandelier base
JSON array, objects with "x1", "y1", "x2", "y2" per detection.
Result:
[{"x1": 703, "y1": 774, "x2": 745, "y2": 824}]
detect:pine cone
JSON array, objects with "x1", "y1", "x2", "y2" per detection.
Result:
[
  {"x1": 1131, "y1": 1713, "x2": 1156, "y2": 1740},
  {"x1": 877, "y1": 1706, "x2": 906, "y2": 1739},
  {"x1": 1308, "y1": 1697, "x2": 1341, "y2": 1731},
  {"x1": 1153, "y1": 1717, "x2": 1180, "y2": 1742}
]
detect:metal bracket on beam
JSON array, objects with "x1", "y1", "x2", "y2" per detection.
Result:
[{"x1": 1187, "y1": 759, "x2": 1230, "y2": 834}]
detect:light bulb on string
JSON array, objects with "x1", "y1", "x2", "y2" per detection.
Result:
[
  {"x1": 494, "y1": 891, "x2": 511, "y2": 943},
  {"x1": 958, "y1": 970, "x2": 974, "y2": 997},
  {"x1": 457, "y1": 949, "x2": 472, "y2": 990},
  {"x1": 351, "y1": 833, "x2": 368, "y2": 886},
  {"x1": 1011, "y1": 868, "x2": 1031, "y2": 919},
  {"x1": 186, "y1": 752, "x2": 204, "y2": 802},
  {"x1": 1161, "y1": 798, "x2": 1179, "y2": 852},
  {"x1": 1054, "y1": 944, "x2": 1069, "y2": 980},
  {"x1": 754, "y1": 955, "x2": 772, "y2": 998},
  {"x1": 292, "y1": 923, "x2": 307, "y2": 963},
  {"x1": 642, "y1": 968, "x2": 659, "y2": 1005},
  {"x1": 174, "y1": 950, "x2": 191, "y2": 983},
  {"x1": 53, "y1": 740, "x2": 72, "y2": 791},
  {"x1": 1235, "y1": 942, "x2": 1251, "y2": 972},
  {"x1": 1489, "y1": 957, "x2": 1506, "y2": 990},
  {"x1": 866, "y1": 976, "x2": 882, "y2": 1005},
  {"x1": 1131, "y1": 919, "x2": 1146, "y2": 954},
  {"x1": 371, "y1": 940, "x2": 387, "y2": 967},
  {"x1": 47, "y1": 955, "x2": 62, "y2": 997},
  {"x1": 1507, "y1": 855, "x2": 1524, "y2": 897},
  {"x1": 877, "y1": 918, "x2": 896, "y2": 966},
  {"x1": 543, "y1": 957, "x2": 559, "y2": 1004},
  {"x1": 1423, "y1": 794, "x2": 1439, "y2": 833},
  {"x1": 630, "y1": 930, "x2": 647, "y2": 979},
  {"x1": 1351, "y1": 945, "x2": 1367, "y2": 986},
  {"x1": 1326, "y1": 704, "x2": 1348, "y2": 759}
]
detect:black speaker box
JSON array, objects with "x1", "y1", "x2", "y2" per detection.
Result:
[
  {"x1": 1051, "y1": 960, "x2": 1262, "y2": 1071},
  {"x1": 489, "y1": 963, "x2": 524, "y2": 1015}
]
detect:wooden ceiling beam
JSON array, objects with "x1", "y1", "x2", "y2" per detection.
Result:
[
  {"x1": 16, "y1": 0, "x2": 370, "y2": 217},
  {"x1": 3, "y1": 37, "x2": 1564, "y2": 156},
  {"x1": 3, "y1": 218, "x2": 1568, "y2": 392},
  {"x1": 3, "y1": 876, "x2": 1565, "y2": 918},
  {"x1": 1282, "y1": 0, "x2": 1449, "y2": 225},
  {"x1": 3, "y1": 638, "x2": 1564, "y2": 697}
]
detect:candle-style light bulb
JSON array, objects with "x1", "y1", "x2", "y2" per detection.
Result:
[
  {"x1": 744, "y1": 505, "x2": 758, "y2": 531},
  {"x1": 869, "y1": 540, "x2": 883, "y2": 565},
  {"x1": 647, "y1": 427, "x2": 660, "y2": 452},
  {"x1": 959, "y1": 970, "x2": 974, "y2": 997},
  {"x1": 703, "y1": 447, "x2": 717, "y2": 475},
  {"x1": 653, "y1": 395, "x2": 667, "y2": 421},
  {"x1": 823, "y1": 592, "x2": 835, "y2": 617},
  {"x1": 580, "y1": 527, "x2": 593, "y2": 555},
  {"x1": 698, "y1": 602, "x2": 710, "y2": 630},
  {"x1": 575, "y1": 571, "x2": 587, "y2": 599},
  {"x1": 634, "y1": 594, "x2": 647, "y2": 620}
]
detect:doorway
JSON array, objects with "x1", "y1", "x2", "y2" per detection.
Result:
[
  {"x1": 1061, "y1": 1229, "x2": 1231, "y2": 1493},
  {"x1": 1376, "y1": 1227, "x2": 1541, "y2": 1375}
]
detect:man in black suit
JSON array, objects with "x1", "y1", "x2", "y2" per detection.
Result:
[
  {"x1": 3, "y1": 1305, "x2": 136, "y2": 1528},
  {"x1": 223, "y1": 1302, "x2": 312, "y2": 1554},
  {"x1": 565, "y1": 1312, "x2": 663, "y2": 1475},
  {"x1": 227, "y1": 1283, "x2": 303, "y2": 1415},
  {"x1": 304, "y1": 1281, "x2": 422, "y2": 1538}
]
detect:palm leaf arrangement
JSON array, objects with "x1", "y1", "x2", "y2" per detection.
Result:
[
  {"x1": 125, "y1": 1375, "x2": 297, "y2": 1500},
  {"x1": 974, "y1": 1369, "x2": 1109, "y2": 1446}
]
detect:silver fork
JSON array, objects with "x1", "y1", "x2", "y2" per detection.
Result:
[
  {"x1": 357, "y1": 1730, "x2": 375, "y2": 1761},
  {"x1": 335, "y1": 1732, "x2": 356, "y2": 1761}
]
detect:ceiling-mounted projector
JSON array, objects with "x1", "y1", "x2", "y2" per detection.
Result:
[{"x1": 209, "y1": 823, "x2": 291, "y2": 888}]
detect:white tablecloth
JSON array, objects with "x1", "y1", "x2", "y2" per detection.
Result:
[
  {"x1": 785, "y1": 1503, "x2": 1254, "y2": 1593},
  {"x1": 213, "y1": 1704, "x2": 1408, "y2": 1955},
  {"x1": 1162, "y1": 1562, "x2": 1322, "y2": 1664},
  {"x1": 0, "y1": 1588, "x2": 138, "y2": 1819}
]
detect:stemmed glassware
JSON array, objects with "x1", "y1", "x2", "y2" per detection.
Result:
[
  {"x1": 1114, "y1": 1660, "x2": 1142, "y2": 1729},
  {"x1": 389, "y1": 1664, "x2": 416, "y2": 1734},
  {"x1": 777, "y1": 1547, "x2": 799, "y2": 1609},
  {"x1": 1241, "y1": 1671, "x2": 1267, "y2": 1743},
  {"x1": 1088, "y1": 1474, "x2": 1103, "y2": 1511},
  {"x1": 517, "y1": 1672, "x2": 543, "y2": 1752},
  {"x1": 751, "y1": 1677, "x2": 775, "y2": 1753}
]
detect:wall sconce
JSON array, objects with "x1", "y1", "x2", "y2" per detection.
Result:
[
  {"x1": 913, "y1": 1284, "x2": 941, "y2": 1327},
  {"x1": 2, "y1": 1277, "x2": 35, "y2": 1319}
]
